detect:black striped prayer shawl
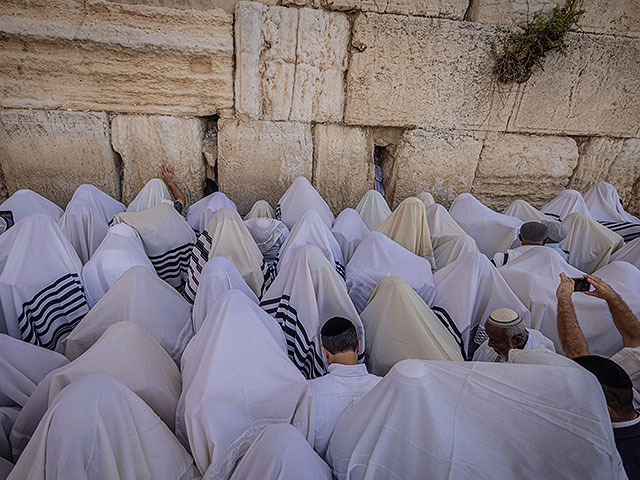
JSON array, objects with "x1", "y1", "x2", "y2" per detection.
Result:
[
  {"x1": 148, "y1": 241, "x2": 194, "y2": 286},
  {"x1": 598, "y1": 220, "x2": 640, "y2": 243},
  {"x1": 183, "y1": 231, "x2": 212, "y2": 304}
]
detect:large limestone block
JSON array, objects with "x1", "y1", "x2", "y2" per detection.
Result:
[
  {"x1": 473, "y1": 133, "x2": 579, "y2": 210},
  {"x1": 217, "y1": 119, "x2": 313, "y2": 214},
  {"x1": 313, "y1": 124, "x2": 374, "y2": 213},
  {"x1": 344, "y1": 13, "x2": 516, "y2": 131},
  {"x1": 282, "y1": 0, "x2": 468, "y2": 20},
  {"x1": 380, "y1": 128, "x2": 483, "y2": 209},
  {"x1": 569, "y1": 137, "x2": 640, "y2": 215},
  {"x1": 0, "y1": 109, "x2": 120, "y2": 207},
  {"x1": 111, "y1": 115, "x2": 206, "y2": 208},
  {"x1": 105, "y1": 0, "x2": 279, "y2": 14},
  {"x1": 235, "y1": 2, "x2": 350, "y2": 123},
  {"x1": 0, "y1": 0, "x2": 234, "y2": 115}
]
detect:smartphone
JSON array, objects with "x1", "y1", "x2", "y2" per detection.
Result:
[
  {"x1": 0, "y1": 211, "x2": 14, "y2": 233},
  {"x1": 572, "y1": 277, "x2": 590, "y2": 292}
]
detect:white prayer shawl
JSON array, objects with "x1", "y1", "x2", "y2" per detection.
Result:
[
  {"x1": 0, "y1": 456, "x2": 12, "y2": 479},
  {"x1": 561, "y1": 212, "x2": 624, "y2": 273},
  {"x1": 260, "y1": 245, "x2": 365, "y2": 379},
  {"x1": 346, "y1": 232, "x2": 437, "y2": 314},
  {"x1": 433, "y1": 251, "x2": 530, "y2": 352},
  {"x1": 508, "y1": 347, "x2": 585, "y2": 368},
  {"x1": 492, "y1": 244, "x2": 547, "y2": 267},
  {"x1": 278, "y1": 209, "x2": 344, "y2": 276},
  {"x1": 417, "y1": 191, "x2": 435, "y2": 207},
  {"x1": 187, "y1": 192, "x2": 238, "y2": 234},
  {"x1": 425, "y1": 203, "x2": 480, "y2": 269},
  {"x1": 0, "y1": 190, "x2": 63, "y2": 223},
  {"x1": 331, "y1": 209, "x2": 369, "y2": 265},
  {"x1": 229, "y1": 424, "x2": 331, "y2": 480},
  {"x1": 504, "y1": 198, "x2": 560, "y2": 223},
  {"x1": 611, "y1": 347, "x2": 640, "y2": 393},
  {"x1": 584, "y1": 182, "x2": 639, "y2": 223},
  {"x1": 499, "y1": 247, "x2": 640, "y2": 356},
  {"x1": 276, "y1": 177, "x2": 334, "y2": 230},
  {"x1": 63, "y1": 266, "x2": 193, "y2": 364},
  {"x1": 0, "y1": 215, "x2": 88, "y2": 350},
  {"x1": 541, "y1": 189, "x2": 592, "y2": 221},
  {"x1": 184, "y1": 208, "x2": 263, "y2": 302},
  {"x1": 377, "y1": 197, "x2": 434, "y2": 261},
  {"x1": 594, "y1": 261, "x2": 640, "y2": 295},
  {"x1": 327, "y1": 359, "x2": 624, "y2": 480},
  {"x1": 8, "y1": 374, "x2": 198, "y2": 480},
  {"x1": 611, "y1": 237, "x2": 640, "y2": 270},
  {"x1": 191, "y1": 256, "x2": 259, "y2": 333},
  {"x1": 244, "y1": 200, "x2": 275, "y2": 220},
  {"x1": 178, "y1": 290, "x2": 311, "y2": 479},
  {"x1": 355, "y1": 190, "x2": 391, "y2": 231},
  {"x1": 472, "y1": 329, "x2": 556, "y2": 362},
  {"x1": 10, "y1": 321, "x2": 181, "y2": 459},
  {"x1": 244, "y1": 218, "x2": 289, "y2": 262},
  {"x1": 114, "y1": 203, "x2": 196, "y2": 287},
  {"x1": 126, "y1": 178, "x2": 172, "y2": 212},
  {"x1": 361, "y1": 276, "x2": 464, "y2": 376},
  {"x1": 0, "y1": 409, "x2": 17, "y2": 462},
  {"x1": 0, "y1": 335, "x2": 68, "y2": 409},
  {"x1": 449, "y1": 193, "x2": 523, "y2": 258},
  {"x1": 81, "y1": 223, "x2": 156, "y2": 307}
]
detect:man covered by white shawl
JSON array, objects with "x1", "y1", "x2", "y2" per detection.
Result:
[
  {"x1": 492, "y1": 221, "x2": 549, "y2": 267},
  {"x1": 346, "y1": 231, "x2": 437, "y2": 314},
  {"x1": 0, "y1": 215, "x2": 89, "y2": 350},
  {"x1": 177, "y1": 290, "x2": 311, "y2": 479},
  {"x1": 611, "y1": 237, "x2": 640, "y2": 270},
  {"x1": 260, "y1": 245, "x2": 365, "y2": 379},
  {"x1": 126, "y1": 178, "x2": 173, "y2": 213},
  {"x1": 584, "y1": 182, "x2": 640, "y2": 242},
  {"x1": 542, "y1": 219, "x2": 569, "y2": 262},
  {"x1": 244, "y1": 200, "x2": 275, "y2": 220},
  {"x1": 331, "y1": 208, "x2": 369, "y2": 265},
  {"x1": 417, "y1": 191, "x2": 435, "y2": 207},
  {"x1": 327, "y1": 359, "x2": 626, "y2": 480},
  {"x1": 0, "y1": 189, "x2": 63, "y2": 223},
  {"x1": 244, "y1": 217, "x2": 289, "y2": 293},
  {"x1": 184, "y1": 207, "x2": 263, "y2": 302},
  {"x1": 425, "y1": 203, "x2": 479, "y2": 270},
  {"x1": 504, "y1": 198, "x2": 556, "y2": 223},
  {"x1": 361, "y1": 276, "x2": 464, "y2": 376},
  {"x1": 8, "y1": 373, "x2": 198, "y2": 480},
  {"x1": 276, "y1": 177, "x2": 334, "y2": 230},
  {"x1": 186, "y1": 191, "x2": 237, "y2": 234},
  {"x1": 63, "y1": 266, "x2": 193, "y2": 364},
  {"x1": 541, "y1": 188, "x2": 592, "y2": 221},
  {"x1": 355, "y1": 190, "x2": 391, "y2": 231},
  {"x1": 113, "y1": 203, "x2": 196, "y2": 288}
]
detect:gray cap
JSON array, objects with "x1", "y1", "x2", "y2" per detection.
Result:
[
  {"x1": 519, "y1": 222, "x2": 548, "y2": 243},
  {"x1": 542, "y1": 220, "x2": 567, "y2": 243}
]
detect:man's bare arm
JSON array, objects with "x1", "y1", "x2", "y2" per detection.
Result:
[
  {"x1": 556, "y1": 273, "x2": 590, "y2": 358},
  {"x1": 161, "y1": 164, "x2": 186, "y2": 210}
]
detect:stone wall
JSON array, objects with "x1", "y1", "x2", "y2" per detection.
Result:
[{"x1": 0, "y1": 0, "x2": 638, "y2": 215}]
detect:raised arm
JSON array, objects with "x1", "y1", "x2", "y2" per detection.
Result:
[
  {"x1": 556, "y1": 273, "x2": 590, "y2": 358},
  {"x1": 161, "y1": 164, "x2": 186, "y2": 212}
]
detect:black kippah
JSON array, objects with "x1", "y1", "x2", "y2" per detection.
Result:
[
  {"x1": 321, "y1": 317, "x2": 354, "y2": 337},
  {"x1": 573, "y1": 355, "x2": 633, "y2": 389}
]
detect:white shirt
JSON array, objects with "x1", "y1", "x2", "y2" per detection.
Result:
[
  {"x1": 309, "y1": 363, "x2": 381, "y2": 459},
  {"x1": 473, "y1": 328, "x2": 556, "y2": 362}
]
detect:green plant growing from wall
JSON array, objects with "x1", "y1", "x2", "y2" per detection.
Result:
[{"x1": 492, "y1": 0, "x2": 585, "y2": 83}]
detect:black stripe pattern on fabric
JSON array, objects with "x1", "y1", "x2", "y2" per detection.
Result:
[
  {"x1": 183, "y1": 232, "x2": 212, "y2": 304},
  {"x1": 148, "y1": 242, "x2": 194, "y2": 285},
  {"x1": 17, "y1": 272, "x2": 88, "y2": 350},
  {"x1": 260, "y1": 294, "x2": 327, "y2": 380},
  {"x1": 431, "y1": 306, "x2": 466, "y2": 360},
  {"x1": 261, "y1": 260, "x2": 278, "y2": 298},
  {"x1": 598, "y1": 220, "x2": 640, "y2": 242},
  {"x1": 275, "y1": 204, "x2": 282, "y2": 221},
  {"x1": 543, "y1": 212, "x2": 562, "y2": 221}
]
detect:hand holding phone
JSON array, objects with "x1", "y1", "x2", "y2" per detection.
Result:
[{"x1": 572, "y1": 277, "x2": 590, "y2": 292}]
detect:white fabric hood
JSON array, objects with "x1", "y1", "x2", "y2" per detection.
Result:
[
  {"x1": 584, "y1": 182, "x2": 639, "y2": 223},
  {"x1": 244, "y1": 200, "x2": 275, "y2": 220},
  {"x1": 355, "y1": 190, "x2": 391, "y2": 231},
  {"x1": 377, "y1": 197, "x2": 434, "y2": 260},
  {"x1": 541, "y1": 189, "x2": 592, "y2": 221},
  {"x1": 126, "y1": 178, "x2": 172, "y2": 213},
  {"x1": 187, "y1": 192, "x2": 237, "y2": 233},
  {"x1": 331, "y1": 208, "x2": 369, "y2": 265},
  {"x1": 425, "y1": 203, "x2": 480, "y2": 270},
  {"x1": 611, "y1": 237, "x2": 640, "y2": 270},
  {"x1": 504, "y1": 199, "x2": 560, "y2": 223},
  {"x1": 276, "y1": 177, "x2": 334, "y2": 230},
  {"x1": 0, "y1": 189, "x2": 63, "y2": 223}
]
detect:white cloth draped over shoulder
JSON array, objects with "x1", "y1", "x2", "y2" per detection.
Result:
[
  {"x1": 449, "y1": 193, "x2": 523, "y2": 258},
  {"x1": 377, "y1": 197, "x2": 434, "y2": 262},
  {"x1": 504, "y1": 199, "x2": 559, "y2": 223},
  {"x1": 327, "y1": 359, "x2": 625, "y2": 480},
  {"x1": 433, "y1": 251, "x2": 530, "y2": 352},
  {"x1": 244, "y1": 200, "x2": 275, "y2": 220},
  {"x1": 584, "y1": 182, "x2": 639, "y2": 223},
  {"x1": 331, "y1": 208, "x2": 369, "y2": 265},
  {"x1": 346, "y1": 232, "x2": 437, "y2": 314},
  {"x1": 0, "y1": 215, "x2": 88, "y2": 350},
  {"x1": 260, "y1": 245, "x2": 365, "y2": 379},
  {"x1": 126, "y1": 178, "x2": 172, "y2": 213},
  {"x1": 229, "y1": 424, "x2": 331, "y2": 480},
  {"x1": 81, "y1": 223, "x2": 156, "y2": 307},
  {"x1": 361, "y1": 276, "x2": 464, "y2": 376},
  {"x1": 417, "y1": 192, "x2": 435, "y2": 207},
  {"x1": 560, "y1": 212, "x2": 624, "y2": 273},
  {"x1": 611, "y1": 237, "x2": 640, "y2": 270},
  {"x1": 355, "y1": 190, "x2": 391, "y2": 231},
  {"x1": 186, "y1": 192, "x2": 237, "y2": 233},
  {"x1": 8, "y1": 374, "x2": 198, "y2": 480},
  {"x1": 63, "y1": 266, "x2": 193, "y2": 364},
  {"x1": 184, "y1": 208, "x2": 263, "y2": 302},
  {"x1": 191, "y1": 256, "x2": 259, "y2": 333},
  {"x1": 177, "y1": 290, "x2": 311, "y2": 480},
  {"x1": 10, "y1": 322, "x2": 181, "y2": 460},
  {"x1": 594, "y1": 261, "x2": 640, "y2": 295},
  {"x1": 541, "y1": 189, "x2": 592, "y2": 221},
  {"x1": 425, "y1": 204, "x2": 480, "y2": 269},
  {"x1": 499, "y1": 247, "x2": 640, "y2": 356},
  {"x1": 0, "y1": 190, "x2": 63, "y2": 223},
  {"x1": 113, "y1": 203, "x2": 196, "y2": 287},
  {"x1": 244, "y1": 218, "x2": 289, "y2": 263},
  {"x1": 276, "y1": 177, "x2": 334, "y2": 230}
]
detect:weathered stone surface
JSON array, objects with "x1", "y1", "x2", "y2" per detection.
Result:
[
  {"x1": 473, "y1": 133, "x2": 579, "y2": 210},
  {"x1": 313, "y1": 124, "x2": 374, "y2": 213},
  {"x1": 569, "y1": 137, "x2": 640, "y2": 216},
  {"x1": 217, "y1": 119, "x2": 313, "y2": 214},
  {"x1": 0, "y1": 0, "x2": 234, "y2": 115},
  {"x1": 466, "y1": 0, "x2": 640, "y2": 37},
  {"x1": 111, "y1": 115, "x2": 206, "y2": 208},
  {"x1": 0, "y1": 109, "x2": 120, "y2": 207},
  {"x1": 282, "y1": 0, "x2": 468, "y2": 20},
  {"x1": 235, "y1": 2, "x2": 350, "y2": 123},
  {"x1": 106, "y1": 0, "x2": 279, "y2": 14},
  {"x1": 384, "y1": 128, "x2": 484, "y2": 209}
]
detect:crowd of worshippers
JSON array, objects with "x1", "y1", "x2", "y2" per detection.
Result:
[{"x1": 0, "y1": 163, "x2": 640, "y2": 479}]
